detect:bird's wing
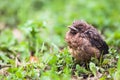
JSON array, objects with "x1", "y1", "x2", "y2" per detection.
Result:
[{"x1": 85, "y1": 29, "x2": 109, "y2": 54}]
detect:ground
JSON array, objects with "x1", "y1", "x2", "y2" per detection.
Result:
[{"x1": 0, "y1": 0, "x2": 120, "y2": 80}]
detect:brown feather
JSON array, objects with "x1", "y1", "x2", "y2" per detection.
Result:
[{"x1": 65, "y1": 20, "x2": 109, "y2": 62}]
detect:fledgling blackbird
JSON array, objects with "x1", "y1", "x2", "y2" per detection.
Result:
[{"x1": 65, "y1": 20, "x2": 109, "y2": 63}]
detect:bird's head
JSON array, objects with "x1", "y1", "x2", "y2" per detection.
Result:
[{"x1": 68, "y1": 20, "x2": 90, "y2": 34}]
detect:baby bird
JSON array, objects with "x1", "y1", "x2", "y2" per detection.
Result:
[{"x1": 65, "y1": 20, "x2": 109, "y2": 63}]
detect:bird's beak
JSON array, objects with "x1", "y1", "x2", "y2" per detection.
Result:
[{"x1": 68, "y1": 26, "x2": 78, "y2": 31}]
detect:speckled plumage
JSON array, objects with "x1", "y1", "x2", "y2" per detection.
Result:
[{"x1": 65, "y1": 20, "x2": 109, "y2": 62}]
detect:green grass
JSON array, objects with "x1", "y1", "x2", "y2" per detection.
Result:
[
  {"x1": 0, "y1": 21, "x2": 119, "y2": 80},
  {"x1": 0, "y1": 0, "x2": 120, "y2": 80}
]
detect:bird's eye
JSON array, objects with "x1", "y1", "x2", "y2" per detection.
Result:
[{"x1": 77, "y1": 27, "x2": 82, "y2": 30}]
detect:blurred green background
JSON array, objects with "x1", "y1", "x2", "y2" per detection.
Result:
[
  {"x1": 0, "y1": 0, "x2": 120, "y2": 79},
  {"x1": 0, "y1": 0, "x2": 120, "y2": 47}
]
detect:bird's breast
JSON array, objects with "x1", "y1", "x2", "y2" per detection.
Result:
[{"x1": 66, "y1": 33, "x2": 92, "y2": 61}]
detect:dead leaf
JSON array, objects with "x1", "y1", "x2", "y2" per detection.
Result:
[{"x1": 30, "y1": 56, "x2": 38, "y2": 63}]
